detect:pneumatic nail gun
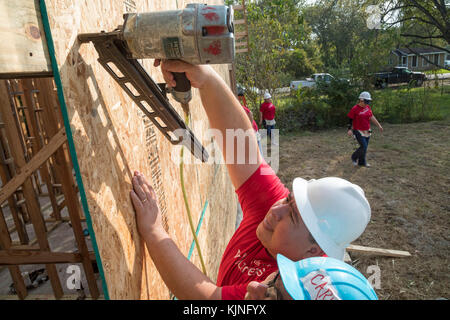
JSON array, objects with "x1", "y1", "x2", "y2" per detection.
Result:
[{"x1": 78, "y1": 3, "x2": 235, "y2": 162}]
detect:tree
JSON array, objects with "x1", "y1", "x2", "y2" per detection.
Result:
[
  {"x1": 380, "y1": 0, "x2": 449, "y2": 69},
  {"x1": 230, "y1": 0, "x2": 319, "y2": 108},
  {"x1": 303, "y1": 0, "x2": 398, "y2": 84}
]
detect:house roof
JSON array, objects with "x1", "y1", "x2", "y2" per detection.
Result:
[{"x1": 393, "y1": 47, "x2": 445, "y2": 56}]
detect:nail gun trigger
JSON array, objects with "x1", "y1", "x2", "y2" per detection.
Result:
[{"x1": 158, "y1": 83, "x2": 168, "y2": 99}]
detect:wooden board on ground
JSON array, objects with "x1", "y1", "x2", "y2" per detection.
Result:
[
  {"x1": 0, "y1": 0, "x2": 52, "y2": 78},
  {"x1": 347, "y1": 244, "x2": 411, "y2": 258},
  {"x1": 44, "y1": 0, "x2": 237, "y2": 299}
]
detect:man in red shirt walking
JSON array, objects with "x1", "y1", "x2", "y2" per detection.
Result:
[
  {"x1": 347, "y1": 92, "x2": 383, "y2": 167},
  {"x1": 130, "y1": 61, "x2": 373, "y2": 300}
]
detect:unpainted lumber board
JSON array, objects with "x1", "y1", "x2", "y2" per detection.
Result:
[
  {"x1": 0, "y1": 0, "x2": 52, "y2": 77},
  {"x1": 0, "y1": 250, "x2": 82, "y2": 265},
  {"x1": 347, "y1": 244, "x2": 411, "y2": 258}
]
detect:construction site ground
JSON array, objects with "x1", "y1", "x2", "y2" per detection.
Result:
[{"x1": 276, "y1": 119, "x2": 449, "y2": 300}]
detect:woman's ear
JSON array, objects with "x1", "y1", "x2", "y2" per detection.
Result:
[{"x1": 305, "y1": 244, "x2": 325, "y2": 258}]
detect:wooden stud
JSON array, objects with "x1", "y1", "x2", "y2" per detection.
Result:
[
  {"x1": 31, "y1": 78, "x2": 63, "y2": 219},
  {"x1": 0, "y1": 0, "x2": 52, "y2": 78},
  {"x1": 34, "y1": 79, "x2": 63, "y2": 187},
  {"x1": 234, "y1": 19, "x2": 246, "y2": 25},
  {"x1": 0, "y1": 207, "x2": 28, "y2": 299},
  {"x1": 21, "y1": 80, "x2": 50, "y2": 198},
  {"x1": 5, "y1": 80, "x2": 33, "y2": 225},
  {"x1": 236, "y1": 48, "x2": 249, "y2": 54},
  {"x1": 234, "y1": 31, "x2": 248, "y2": 39},
  {"x1": 235, "y1": 41, "x2": 248, "y2": 48}
]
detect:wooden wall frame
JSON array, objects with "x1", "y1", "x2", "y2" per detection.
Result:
[{"x1": 0, "y1": 78, "x2": 100, "y2": 299}]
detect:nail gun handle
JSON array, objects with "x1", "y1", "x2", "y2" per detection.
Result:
[
  {"x1": 171, "y1": 72, "x2": 192, "y2": 104},
  {"x1": 173, "y1": 72, "x2": 191, "y2": 93}
]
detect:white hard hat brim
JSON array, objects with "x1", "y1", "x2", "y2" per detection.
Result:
[{"x1": 292, "y1": 178, "x2": 345, "y2": 261}]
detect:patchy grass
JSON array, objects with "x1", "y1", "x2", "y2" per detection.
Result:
[
  {"x1": 276, "y1": 119, "x2": 450, "y2": 300},
  {"x1": 370, "y1": 84, "x2": 450, "y2": 122},
  {"x1": 425, "y1": 69, "x2": 450, "y2": 75}
]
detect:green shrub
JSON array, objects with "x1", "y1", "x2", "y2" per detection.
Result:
[
  {"x1": 372, "y1": 86, "x2": 443, "y2": 123},
  {"x1": 251, "y1": 82, "x2": 446, "y2": 134},
  {"x1": 275, "y1": 79, "x2": 359, "y2": 132}
]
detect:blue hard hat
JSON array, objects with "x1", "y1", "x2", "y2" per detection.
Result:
[{"x1": 277, "y1": 254, "x2": 378, "y2": 300}]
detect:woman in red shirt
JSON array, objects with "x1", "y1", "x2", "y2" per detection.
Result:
[
  {"x1": 259, "y1": 93, "x2": 276, "y2": 144},
  {"x1": 129, "y1": 61, "x2": 373, "y2": 300},
  {"x1": 347, "y1": 91, "x2": 383, "y2": 167}
]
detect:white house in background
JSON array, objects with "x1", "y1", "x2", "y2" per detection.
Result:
[{"x1": 389, "y1": 47, "x2": 447, "y2": 71}]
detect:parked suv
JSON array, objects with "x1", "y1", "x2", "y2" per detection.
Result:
[{"x1": 373, "y1": 67, "x2": 426, "y2": 88}]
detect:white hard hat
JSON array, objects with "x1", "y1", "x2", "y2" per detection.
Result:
[
  {"x1": 359, "y1": 91, "x2": 372, "y2": 100},
  {"x1": 292, "y1": 177, "x2": 371, "y2": 260},
  {"x1": 264, "y1": 92, "x2": 271, "y2": 99}
]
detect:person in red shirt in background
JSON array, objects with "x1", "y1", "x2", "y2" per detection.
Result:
[
  {"x1": 130, "y1": 60, "x2": 373, "y2": 300},
  {"x1": 259, "y1": 93, "x2": 277, "y2": 144},
  {"x1": 347, "y1": 91, "x2": 383, "y2": 167},
  {"x1": 238, "y1": 91, "x2": 262, "y2": 153}
]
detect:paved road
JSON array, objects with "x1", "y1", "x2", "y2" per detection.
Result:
[{"x1": 426, "y1": 72, "x2": 450, "y2": 80}]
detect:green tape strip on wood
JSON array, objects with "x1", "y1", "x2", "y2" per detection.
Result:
[{"x1": 39, "y1": 0, "x2": 109, "y2": 300}]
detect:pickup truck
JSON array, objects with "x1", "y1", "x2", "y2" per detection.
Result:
[
  {"x1": 374, "y1": 67, "x2": 426, "y2": 88},
  {"x1": 290, "y1": 73, "x2": 334, "y2": 91}
]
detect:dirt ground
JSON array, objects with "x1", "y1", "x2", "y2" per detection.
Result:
[{"x1": 275, "y1": 119, "x2": 449, "y2": 300}]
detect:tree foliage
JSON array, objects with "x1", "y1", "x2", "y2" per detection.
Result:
[
  {"x1": 230, "y1": 0, "x2": 320, "y2": 107},
  {"x1": 303, "y1": 0, "x2": 400, "y2": 85},
  {"x1": 380, "y1": 0, "x2": 449, "y2": 70}
]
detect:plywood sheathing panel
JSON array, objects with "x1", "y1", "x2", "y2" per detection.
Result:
[
  {"x1": 44, "y1": 0, "x2": 237, "y2": 299},
  {"x1": 0, "y1": 0, "x2": 52, "y2": 77}
]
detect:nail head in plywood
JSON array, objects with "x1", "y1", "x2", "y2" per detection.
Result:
[{"x1": 0, "y1": 0, "x2": 52, "y2": 78}]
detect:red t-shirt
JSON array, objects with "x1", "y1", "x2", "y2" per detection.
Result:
[
  {"x1": 242, "y1": 105, "x2": 259, "y2": 132},
  {"x1": 347, "y1": 105, "x2": 373, "y2": 131},
  {"x1": 217, "y1": 161, "x2": 290, "y2": 300},
  {"x1": 259, "y1": 102, "x2": 276, "y2": 121}
]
